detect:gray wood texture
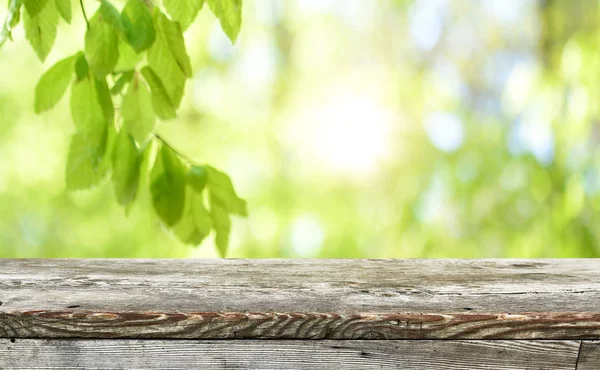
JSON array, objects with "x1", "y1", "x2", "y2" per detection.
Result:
[
  {"x1": 578, "y1": 341, "x2": 600, "y2": 370},
  {"x1": 1, "y1": 259, "x2": 599, "y2": 339},
  {"x1": 0, "y1": 339, "x2": 582, "y2": 370}
]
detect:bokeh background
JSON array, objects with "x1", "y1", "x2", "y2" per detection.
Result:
[{"x1": 1, "y1": 0, "x2": 600, "y2": 258}]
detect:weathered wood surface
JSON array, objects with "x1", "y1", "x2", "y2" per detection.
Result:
[
  {"x1": 0, "y1": 339, "x2": 583, "y2": 370},
  {"x1": 578, "y1": 341, "x2": 600, "y2": 370},
  {"x1": 0, "y1": 259, "x2": 599, "y2": 339}
]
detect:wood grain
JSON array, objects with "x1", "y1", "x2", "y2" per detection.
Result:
[
  {"x1": 0, "y1": 339, "x2": 582, "y2": 370},
  {"x1": 577, "y1": 341, "x2": 600, "y2": 370},
  {"x1": 0, "y1": 259, "x2": 599, "y2": 339}
]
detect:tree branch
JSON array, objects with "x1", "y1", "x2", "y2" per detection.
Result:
[
  {"x1": 80, "y1": 0, "x2": 89, "y2": 28},
  {"x1": 152, "y1": 132, "x2": 195, "y2": 164}
]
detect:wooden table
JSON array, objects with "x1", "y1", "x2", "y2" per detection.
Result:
[{"x1": 0, "y1": 259, "x2": 598, "y2": 369}]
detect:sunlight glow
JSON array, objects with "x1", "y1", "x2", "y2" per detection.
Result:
[
  {"x1": 287, "y1": 93, "x2": 395, "y2": 177},
  {"x1": 290, "y1": 215, "x2": 324, "y2": 257}
]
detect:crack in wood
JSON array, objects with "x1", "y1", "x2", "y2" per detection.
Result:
[{"x1": 575, "y1": 340, "x2": 583, "y2": 370}]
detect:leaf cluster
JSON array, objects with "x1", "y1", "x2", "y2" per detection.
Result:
[{"x1": 1, "y1": 0, "x2": 245, "y2": 256}]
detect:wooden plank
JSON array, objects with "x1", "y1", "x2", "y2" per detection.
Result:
[
  {"x1": 578, "y1": 341, "x2": 600, "y2": 370},
  {"x1": 0, "y1": 339, "x2": 582, "y2": 370},
  {"x1": 0, "y1": 259, "x2": 599, "y2": 339}
]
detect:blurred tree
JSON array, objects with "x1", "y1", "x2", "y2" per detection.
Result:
[{"x1": 0, "y1": 0, "x2": 598, "y2": 258}]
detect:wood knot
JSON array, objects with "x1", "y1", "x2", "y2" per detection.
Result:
[{"x1": 359, "y1": 331, "x2": 386, "y2": 340}]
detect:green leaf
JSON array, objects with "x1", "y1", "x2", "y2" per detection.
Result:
[
  {"x1": 150, "y1": 143, "x2": 186, "y2": 226},
  {"x1": 147, "y1": 8, "x2": 190, "y2": 109},
  {"x1": 137, "y1": 137, "x2": 154, "y2": 187},
  {"x1": 140, "y1": 66, "x2": 176, "y2": 120},
  {"x1": 23, "y1": 0, "x2": 48, "y2": 17},
  {"x1": 110, "y1": 70, "x2": 134, "y2": 95},
  {"x1": 65, "y1": 130, "x2": 109, "y2": 191},
  {"x1": 163, "y1": 0, "x2": 204, "y2": 31},
  {"x1": 206, "y1": 165, "x2": 247, "y2": 216},
  {"x1": 0, "y1": 0, "x2": 23, "y2": 49},
  {"x1": 207, "y1": 0, "x2": 242, "y2": 43},
  {"x1": 54, "y1": 0, "x2": 70, "y2": 23},
  {"x1": 151, "y1": 9, "x2": 192, "y2": 77},
  {"x1": 103, "y1": 118, "x2": 118, "y2": 166},
  {"x1": 93, "y1": 77, "x2": 114, "y2": 125},
  {"x1": 114, "y1": 41, "x2": 142, "y2": 72},
  {"x1": 74, "y1": 53, "x2": 89, "y2": 81},
  {"x1": 70, "y1": 76, "x2": 106, "y2": 135},
  {"x1": 97, "y1": 0, "x2": 123, "y2": 31},
  {"x1": 173, "y1": 189, "x2": 213, "y2": 246},
  {"x1": 9, "y1": 0, "x2": 22, "y2": 29},
  {"x1": 23, "y1": 0, "x2": 58, "y2": 62},
  {"x1": 188, "y1": 165, "x2": 208, "y2": 192},
  {"x1": 34, "y1": 52, "x2": 78, "y2": 113},
  {"x1": 112, "y1": 129, "x2": 141, "y2": 205},
  {"x1": 122, "y1": 74, "x2": 155, "y2": 142},
  {"x1": 210, "y1": 197, "x2": 231, "y2": 257},
  {"x1": 84, "y1": 5, "x2": 120, "y2": 77},
  {"x1": 121, "y1": 0, "x2": 155, "y2": 53},
  {"x1": 205, "y1": 164, "x2": 247, "y2": 256}
]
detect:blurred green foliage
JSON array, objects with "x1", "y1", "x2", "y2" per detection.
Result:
[{"x1": 0, "y1": 0, "x2": 599, "y2": 258}]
